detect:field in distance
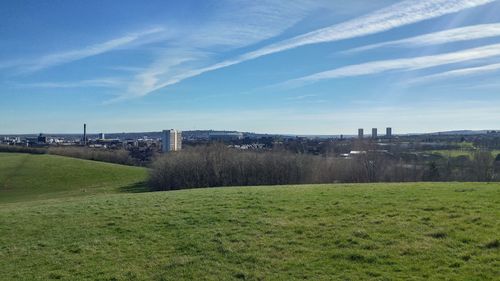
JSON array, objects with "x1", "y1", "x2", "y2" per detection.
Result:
[
  {"x1": 0, "y1": 153, "x2": 498, "y2": 280},
  {"x1": 427, "y1": 149, "x2": 500, "y2": 158}
]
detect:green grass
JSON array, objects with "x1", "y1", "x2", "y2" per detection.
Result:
[
  {"x1": 0, "y1": 153, "x2": 498, "y2": 280},
  {"x1": 456, "y1": 142, "x2": 475, "y2": 149},
  {"x1": 0, "y1": 153, "x2": 147, "y2": 203},
  {"x1": 427, "y1": 150, "x2": 473, "y2": 157},
  {"x1": 427, "y1": 149, "x2": 500, "y2": 158}
]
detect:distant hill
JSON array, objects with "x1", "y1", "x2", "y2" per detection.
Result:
[{"x1": 426, "y1": 130, "x2": 493, "y2": 135}]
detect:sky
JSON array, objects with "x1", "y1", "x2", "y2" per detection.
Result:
[{"x1": 1, "y1": 0, "x2": 499, "y2": 135}]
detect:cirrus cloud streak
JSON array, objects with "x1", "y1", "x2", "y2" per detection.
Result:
[
  {"x1": 126, "y1": 0, "x2": 496, "y2": 98},
  {"x1": 290, "y1": 43, "x2": 500, "y2": 85},
  {"x1": 347, "y1": 23, "x2": 500, "y2": 53}
]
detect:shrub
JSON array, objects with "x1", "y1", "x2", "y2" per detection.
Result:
[
  {"x1": 471, "y1": 151, "x2": 494, "y2": 181},
  {"x1": 423, "y1": 162, "x2": 441, "y2": 181},
  {"x1": 48, "y1": 147, "x2": 134, "y2": 165},
  {"x1": 0, "y1": 145, "x2": 47, "y2": 154}
]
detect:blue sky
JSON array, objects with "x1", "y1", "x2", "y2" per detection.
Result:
[{"x1": 1, "y1": 0, "x2": 499, "y2": 135}]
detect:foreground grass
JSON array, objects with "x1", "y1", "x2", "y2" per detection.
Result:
[
  {"x1": 0, "y1": 153, "x2": 147, "y2": 203},
  {"x1": 1, "y1": 182, "x2": 498, "y2": 280}
]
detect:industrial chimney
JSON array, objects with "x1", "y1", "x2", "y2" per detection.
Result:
[{"x1": 83, "y1": 123, "x2": 87, "y2": 146}]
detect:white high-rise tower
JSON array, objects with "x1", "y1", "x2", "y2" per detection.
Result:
[{"x1": 162, "y1": 129, "x2": 182, "y2": 152}]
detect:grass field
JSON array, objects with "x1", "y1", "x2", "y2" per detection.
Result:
[
  {"x1": 0, "y1": 153, "x2": 499, "y2": 280},
  {"x1": 0, "y1": 153, "x2": 147, "y2": 203}
]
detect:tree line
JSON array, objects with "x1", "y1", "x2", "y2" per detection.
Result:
[
  {"x1": 0, "y1": 145, "x2": 134, "y2": 165},
  {"x1": 2, "y1": 142, "x2": 499, "y2": 190},
  {"x1": 149, "y1": 144, "x2": 500, "y2": 191}
]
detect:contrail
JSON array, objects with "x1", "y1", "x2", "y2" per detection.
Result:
[
  {"x1": 292, "y1": 43, "x2": 500, "y2": 83},
  {"x1": 347, "y1": 23, "x2": 500, "y2": 53},
  {"x1": 407, "y1": 62, "x2": 500, "y2": 84},
  {"x1": 138, "y1": 0, "x2": 496, "y2": 96}
]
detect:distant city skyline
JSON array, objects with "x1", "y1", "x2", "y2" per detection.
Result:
[{"x1": 1, "y1": 0, "x2": 500, "y2": 134}]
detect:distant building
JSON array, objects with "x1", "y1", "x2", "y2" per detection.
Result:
[
  {"x1": 386, "y1": 127, "x2": 392, "y2": 138},
  {"x1": 162, "y1": 129, "x2": 182, "y2": 152},
  {"x1": 95, "y1": 138, "x2": 121, "y2": 147},
  {"x1": 25, "y1": 134, "x2": 47, "y2": 147},
  {"x1": 372, "y1": 128, "x2": 378, "y2": 139},
  {"x1": 99, "y1": 133, "x2": 105, "y2": 140},
  {"x1": 358, "y1": 129, "x2": 364, "y2": 139},
  {"x1": 37, "y1": 133, "x2": 47, "y2": 144},
  {"x1": 208, "y1": 132, "x2": 243, "y2": 141}
]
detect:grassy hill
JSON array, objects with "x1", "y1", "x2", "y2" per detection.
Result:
[
  {"x1": 0, "y1": 153, "x2": 147, "y2": 203},
  {"x1": 0, "y1": 153, "x2": 498, "y2": 280}
]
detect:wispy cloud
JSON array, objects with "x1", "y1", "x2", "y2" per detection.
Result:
[
  {"x1": 241, "y1": 0, "x2": 495, "y2": 59},
  {"x1": 121, "y1": 0, "x2": 328, "y2": 100},
  {"x1": 124, "y1": 0, "x2": 495, "y2": 98},
  {"x1": 464, "y1": 81, "x2": 500, "y2": 89},
  {"x1": 11, "y1": 27, "x2": 165, "y2": 73},
  {"x1": 407, "y1": 62, "x2": 500, "y2": 84},
  {"x1": 15, "y1": 78, "x2": 125, "y2": 89},
  {"x1": 288, "y1": 43, "x2": 500, "y2": 85},
  {"x1": 347, "y1": 23, "x2": 500, "y2": 53},
  {"x1": 286, "y1": 94, "x2": 318, "y2": 100}
]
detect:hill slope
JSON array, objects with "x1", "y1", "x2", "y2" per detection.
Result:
[
  {"x1": 0, "y1": 153, "x2": 147, "y2": 203},
  {"x1": 0, "y1": 180, "x2": 498, "y2": 280}
]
